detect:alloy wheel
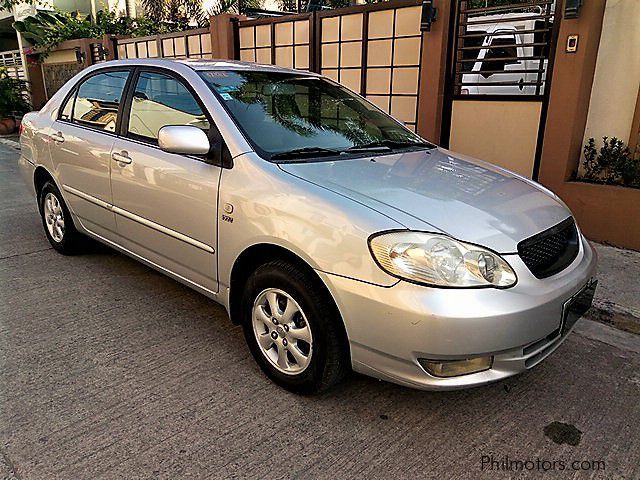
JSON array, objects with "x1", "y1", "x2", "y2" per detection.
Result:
[
  {"x1": 252, "y1": 288, "x2": 313, "y2": 375},
  {"x1": 44, "y1": 192, "x2": 65, "y2": 242}
]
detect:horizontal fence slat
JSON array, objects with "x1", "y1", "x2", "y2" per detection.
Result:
[
  {"x1": 458, "y1": 42, "x2": 549, "y2": 50},
  {"x1": 462, "y1": 14, "x2": 553, "y2": 26},
  {"x1": 455, "y1": 80, "x2": 544, "y2": 87},
  {"x1": 457, "y1": 55, "x2": 546, "y2": 63},
  {"x1": 460, "y1": 68, "x2": 545, "y2": 75},
  {"x1": 462, "y1": 0, "x2": 553, "y2": 15},
  {"x1": 459, "y1": 28, "x2": 552, "y2": 39}
]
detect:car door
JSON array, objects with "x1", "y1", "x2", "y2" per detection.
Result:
[
  {"x1": 50, "y1": 69, "x2": 131, "y2": 238},
  {"x1": 110, "y1": 68, "x2": 221, "y2": 293}
]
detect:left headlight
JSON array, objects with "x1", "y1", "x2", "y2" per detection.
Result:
[{"x1": 368, "y1": 231, "x2": 517, "y2": 288}]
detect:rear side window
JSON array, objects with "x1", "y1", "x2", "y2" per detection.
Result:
[
  {"x1": 71, "y1": 70, "x2": 130, "y2": 132},
  {"x1": 127, "y1": 71, "x2": 210, "y2": 143}
]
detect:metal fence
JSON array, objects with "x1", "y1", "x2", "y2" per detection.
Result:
[
  {"x1": 115, "y1": 28, "x2": 213, "y2": 60},
  {"x1": 0, "y1": 50, "x2": 26, "y2": 80},
  {"x1": 236, "y1": 0, "x2": 424, "y2": 131}
]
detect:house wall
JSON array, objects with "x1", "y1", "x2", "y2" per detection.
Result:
[{"x1": 582, "y1": 0, "x2": 640, "y2": 148}]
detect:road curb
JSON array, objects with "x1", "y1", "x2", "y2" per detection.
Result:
[
  {"x1": 575, "y1": 318, "x2": 640, "y2": 354},
  {"x1": 0, "y1": 136, "x2": 20, "y2": 151},
  {"x1": 586, "y1": 303, "x2": 640, "y2": 336}
]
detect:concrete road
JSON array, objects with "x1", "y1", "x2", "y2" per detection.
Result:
[{"x1": 1, "y1": 143, "x2": 639, "y2": 479}]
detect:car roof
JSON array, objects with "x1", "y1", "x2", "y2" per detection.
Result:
[{"x1": 95, "y1": 58, "x2": 320, "y2": 76}]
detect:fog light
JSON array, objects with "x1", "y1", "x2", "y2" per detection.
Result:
[{"x1": 418, "y1": 356, "x2": 493, "y2": 378}]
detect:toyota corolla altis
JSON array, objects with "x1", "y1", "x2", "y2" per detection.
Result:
[{"x1": 19, "y1": 59, "x2": 597, "y2": 393}]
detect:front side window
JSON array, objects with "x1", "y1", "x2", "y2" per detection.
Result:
[
  {"x1": 128, "y1": 71, "x2": 210, "y2": 143},
  {"x1": 72, "y1": 71, "x2": 129, "y2": 132},
  {"x1": 199, "y1": 70, "x2": 428, "y2": 160}
]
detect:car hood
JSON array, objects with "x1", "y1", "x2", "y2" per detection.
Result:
[{"x1": 278, "y1": 147, "x2": 572, "y2": 253}]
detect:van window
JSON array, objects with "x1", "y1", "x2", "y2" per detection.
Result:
[
  {"x1": 461, "y1": 30, "x2": 486, "y2": 73},
  {"x1": 72, "y1": 71, "x2": 130, "y2": 132},
  {"x1": 480, "y1": 36, "x2": 518, "y2": 78}
]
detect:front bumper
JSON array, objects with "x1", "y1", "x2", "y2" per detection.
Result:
[{"x1": 318, "y1": 235, "x2": 597, "y2": 390}]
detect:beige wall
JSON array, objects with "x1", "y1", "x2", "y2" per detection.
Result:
[
  {"x1": 449, "y1": 100, "x2": 542, "y2": 178},
  {"x1": 582, "y1": 0, "x2": 640, "y2": 147},
  {"x1": 42, "y1": 49, "x2": 78, "y2": 64}
]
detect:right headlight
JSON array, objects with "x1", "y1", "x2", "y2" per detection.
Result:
[{"x1": 368, "y1": 231, "x2": 517, "y2": 288}]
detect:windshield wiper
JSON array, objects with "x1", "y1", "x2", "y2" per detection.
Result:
[
  {"x1": 343, "y1": 139, "x2": 434, "y2": 153},
  {"x1": 271, "y1": 146, "x2": 340, "y2": 161}
]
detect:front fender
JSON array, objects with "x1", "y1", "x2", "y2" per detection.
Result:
[{"x1": 217, "y1": 153, "x2": 401, "y2": 289}]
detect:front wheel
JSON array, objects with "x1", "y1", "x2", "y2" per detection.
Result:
[
  {"x1": 39, "y1": 181, "x2": 84, "y2": 254},
  {"x1": 241, "y1": 260, "x2": 349, "y2": 394}
]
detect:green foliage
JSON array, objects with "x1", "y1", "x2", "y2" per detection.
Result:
[
  {"x1": 580, "y1": 137, "x2": 640, "y2": 188},
  {"x1": 95, "y1": 9, "x2": 192, "y2": 36},
  {"x1": 1, "y1": 0, "x2": 34, "y2": 11},
  {"x1": 204, "y1": 0, "x2": 264, "y2": 15},
  {"x1": 139, "y1": 0, "x2": 255, "y2": 22},
  {"x1": 13, "y1": 9, "x2": 196, "y2": 60},
  {"x1": 0, "y1": 67, "x2": 31, "y2": 118},
  {"x1": 13, "y1": 10, "x2": 101, "y2": 54}
]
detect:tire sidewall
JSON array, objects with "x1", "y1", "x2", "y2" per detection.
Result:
[{"x1": 241, "y1": 264, "x2": 333, "y2": 393}]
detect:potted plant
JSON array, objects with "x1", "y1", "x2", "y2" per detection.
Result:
[{"x1": 0, "y1": 67, "x2": 31, "y2": 135}]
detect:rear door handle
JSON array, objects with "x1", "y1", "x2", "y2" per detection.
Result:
[
  {"x1": 51, "y1": 131, "x2": 64, "y2": 143},
  {"x1": 112, "y1": 151, "x2": 132, "y2": 165}
]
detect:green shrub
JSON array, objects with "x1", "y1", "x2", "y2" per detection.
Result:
[
  {"x1": 579, "y1": 136, "x2": 640, "y2": 188},
  {"x1": 0, "y1": 67, "x2": 31, "y2": 118}
]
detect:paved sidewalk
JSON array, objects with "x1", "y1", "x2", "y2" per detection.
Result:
[
  {"x1": 0, "y1": 135, "x2": 19, "y2": 150},
  {"x1": 589, "y1": 243, "x2": 640, "y2": 334}
]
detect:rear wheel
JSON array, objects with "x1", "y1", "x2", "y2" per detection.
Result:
[
  {"x1": 39, "y1": 181, "x2": 84, "y2": 254},
  {"x1": 241, "y1": 260, "x2": 349, "y2": 394}
]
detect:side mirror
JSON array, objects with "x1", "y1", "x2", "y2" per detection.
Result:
[{"x1": 158, "y1": 125, "x2": 210, "y2": 156}]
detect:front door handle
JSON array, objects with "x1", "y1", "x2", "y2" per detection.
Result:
[
  {"x1": 50, "y1": 131, "x2": 64, "y2": 143},
  {"x1": 112, "y1": 151, "x2": 132, "y2": 165}
]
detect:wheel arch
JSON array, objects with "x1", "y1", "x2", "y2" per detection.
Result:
[
  {"x1": 33, "y1": 165, "x2": 59, "y2": 210},
  {"x1": 33, "y1": 165, "x2": 58, "y2": 199},
  {"x1": 228, "y1": 244, "x2": 349, "y2": 347}
]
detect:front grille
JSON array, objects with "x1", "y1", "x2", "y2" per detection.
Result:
[{"x1": 518, "y1": 217, "x2": 579, "y2": 279}]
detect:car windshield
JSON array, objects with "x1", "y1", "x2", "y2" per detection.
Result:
[{"x1": 199, "y1": 70, "x2": 432, "y2": 161}]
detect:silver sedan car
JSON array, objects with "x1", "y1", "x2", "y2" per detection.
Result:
[{"x1": 19, "y1": 59, "x2": 597, "y2": 394}]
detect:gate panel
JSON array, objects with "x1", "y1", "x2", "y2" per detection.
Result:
[
  {"x1": 115, "y1": 29, "x2": 213, "y2": 60},
  {"x1": 443, "y1": 0, "x2": 560, "y2": 178},
  {"x1": 238, "y1": 14, "x2": 313, "y2": 71},
  {"x1": 317, "y1": 0, "x2": 424, "y2": 131}
]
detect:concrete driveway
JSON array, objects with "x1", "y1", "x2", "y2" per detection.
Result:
[{"x1": 1, "y1": 143, "x2": 639, "y2": 479}]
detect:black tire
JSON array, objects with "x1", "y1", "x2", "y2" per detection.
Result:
[
  {"x1": 241, "y1": 260, "x2": 350, "y2": 394},
  {"x1": 38, "y1": 181, "x2": 84, "y2": 255}
]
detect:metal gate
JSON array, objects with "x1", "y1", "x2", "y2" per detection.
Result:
[{"x1": 442, "y1": 0, "x2": 561, "y2": 179}]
